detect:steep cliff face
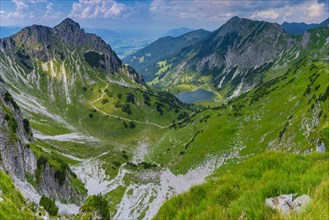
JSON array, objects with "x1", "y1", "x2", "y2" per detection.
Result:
[
  {"x1": 0, "y1": 76, "x2": 35, "y2": 180},
  {"x1": 53, "y1": 18, "x2": 122, "y2": 73},
  {"x1": 0, "y1": 77, "x2": 86, "y2": 204},
  {"x1": 183, "y1": 16, "x2": 293, "y2": 70}
]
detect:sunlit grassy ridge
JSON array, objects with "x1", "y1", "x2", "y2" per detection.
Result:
[{"x1": 155, "y1": 152, "x2": 329, "y2": 220}]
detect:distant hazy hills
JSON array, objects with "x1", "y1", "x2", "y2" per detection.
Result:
[
  {"x1": 123, "y1": 29, "x2": 210, "y2": 81},
  {"x1": 160, "y1": 27, "x2": 195, "y2": 38},
  {"x1": 282, "y1": 18, "x2": 329, "y2": 34}
]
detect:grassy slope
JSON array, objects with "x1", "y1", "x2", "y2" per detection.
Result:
[
  {"x1": 0, "y1": 171, "x2": 35, "y2": 219},
  {"x1": 0, "y1": 45, "x2": 192, "y2": 154},
  {"x1": 155, "y1": 152, "x2": 329, "y2": 220},
  {"x1": 149, "y1": 28, "x2": 329, "y2": 174}
]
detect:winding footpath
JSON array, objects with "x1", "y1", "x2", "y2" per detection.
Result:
[{"x1": 90, "y1": 82, "x2": 195, "y2": 129}]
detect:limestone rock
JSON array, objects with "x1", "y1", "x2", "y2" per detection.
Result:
[{"x1": 265, "y1": 194, "x2": 310, "y2": 214}]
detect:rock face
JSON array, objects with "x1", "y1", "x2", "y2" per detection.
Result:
[
  {"x1": 183, "y1": 17, "x2": 292, "y2": 70},
  {"x1": 0, "y1": 77, "x2": 35, "y2": 180},
  {"x1": 172, "y1": 17, "x2": 295, "y2": 92},
  {"x1": 0, "y1": 18, "x2": 144, "y2": 85},
  {"x1": 265, "y1": 194, "x2": 311, "y2": 214},
  {"x1": 0, "y1": 77, "x2": 85, "y2": 203}
]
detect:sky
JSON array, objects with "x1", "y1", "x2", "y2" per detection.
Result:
[{"x1": 0, "y1": 0, "x2": 328, "y2": 33}]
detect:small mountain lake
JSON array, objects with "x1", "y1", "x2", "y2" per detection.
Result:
[{"x1": 176, "y1": 88, "x2": 215, "y2": 104}]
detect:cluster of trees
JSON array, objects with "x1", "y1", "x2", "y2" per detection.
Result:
[
  {"x1": 80, "y1": 194, "x2": 110, "y2": 219},
  {"x1": 121, "y1": 104, "x2": 132, "y2": 115},
  {"x1": 155, "y1": 102, "x2": 164, "y2": 115},
  {"x1": 39, "y1": 195, "x2": 58, "y2": 216}
]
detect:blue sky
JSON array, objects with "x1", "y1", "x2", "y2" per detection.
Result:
[{"x1": 0, "y1": 0, "x2": 328, "y2": 32}]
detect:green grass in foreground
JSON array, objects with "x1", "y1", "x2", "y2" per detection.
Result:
[
  {"x1": 155, "y1": 152, "x2": 329, "y2": 220},
  {"x1": 0, "y1": 171, "x2": 35, "y2": 219}
]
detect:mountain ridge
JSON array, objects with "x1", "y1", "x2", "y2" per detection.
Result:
[
  {"x1": 282, "y1": 18, "x2": 329, "y2": 34},
  {"x1": 126, "y1": 16, "x2": 299, "y2": 99},
  {"x1": 0, "y1": 18, "x2": 144, "y2": 84}
]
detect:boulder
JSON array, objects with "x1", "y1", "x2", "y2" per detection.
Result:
[{"x1": 265, "y1": 194, "x2": 310, "y2": 214}]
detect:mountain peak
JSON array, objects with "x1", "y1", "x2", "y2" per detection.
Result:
[{"x1": 54, "y1": 18, "x2": 81, "y2": 31}]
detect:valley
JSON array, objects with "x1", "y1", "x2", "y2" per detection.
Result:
[{"x1": 0, "y1": 14, "x2": 328, "y2": 220}]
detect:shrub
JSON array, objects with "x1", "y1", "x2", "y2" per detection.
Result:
[
  {"x1": 101, "y1": 99, "x2": 109, "y2": 104},
  {"x1": 126, "y1": 92, "x2": 135, "y2": 104},
  {"x1": 122, "y1": 104, "x2": 132, "y2": 115},
  {"x1": 39, "y1": 195, "x2": 58, "y2": 216},
  {"x1": 23, "y1": 118, "x2": 30, "y2": 133},
  {"x1": 3, "y1": 91, "x2": 19, "y2": 109},
  {"x1": 156, "y1": 103, "x2": 164, "y2": 115},
  {"x1": 143, "y1": 93, "x2": 151, "y2": 106},
  {"x1": 11, "y1": 119, "x2": 18, "y2": 133},
  {"x1": 54, "y1": 162, "x2": 68, "y2": 185},
  {"x1": 129, "y1": 121, "x2": 136, "y2": 128},
  {"x1": 81, "y1": 195, "x2": 110, "y2": 219}
]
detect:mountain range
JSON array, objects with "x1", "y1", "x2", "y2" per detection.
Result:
[
  {"x1": 282, "y1": 18, "x2": 329, "y2": 34},
  {"x1": 125, "y1": 16, "x2": 329, "y2": 100},
  {"x1": 0, "y1": 16, "x2": 328, "y2": 219}
]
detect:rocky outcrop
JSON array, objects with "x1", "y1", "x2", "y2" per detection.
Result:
[
  {"x1": 0, "y1": 78, "x2": 85, "y2": 204},
  {"x1": 53, "y1": 18, "x2": 122, "y2": 73},
  {"x1": 124, "y1": 65, "x2": 146, "y2": 86},
  {"x1": 0, "y1": 77, "x2": 35, "y2": 180},
  {"x1": 265, "y1": 194, "x2": 310, "y2": 215}
]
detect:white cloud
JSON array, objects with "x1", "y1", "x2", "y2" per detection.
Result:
[
  {"x1": 149, "y1": 0, "x2": 238, "y2": 23},
  {"x1": 69, "y1": 0, "x2": 126, "y2": 19},
  {"x1": 0, "y1": 11, "x2": 5, "y2": 14},
  {"x1": 250, "y1": 9, "x2": 280, "y2": 20},
  {"x1": 149, "y1": 0, "x2": 328, "y2": 28},
  {"x1": 280, "y1": 1, "x2": 328, "y2": 23},
  {"x1": 7, "y1": 0, "x2": 30, "y2": 18},
  {"x1": 42, "y1": 2, "x2": 62, "y2": 19},
  {"x1": 308, "y1": 2, "x2": 326, "y2": 18}
]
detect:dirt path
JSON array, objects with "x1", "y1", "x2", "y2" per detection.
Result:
[{"x1": 90, "y1": 82, "x2": 195, "y2": 129}]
